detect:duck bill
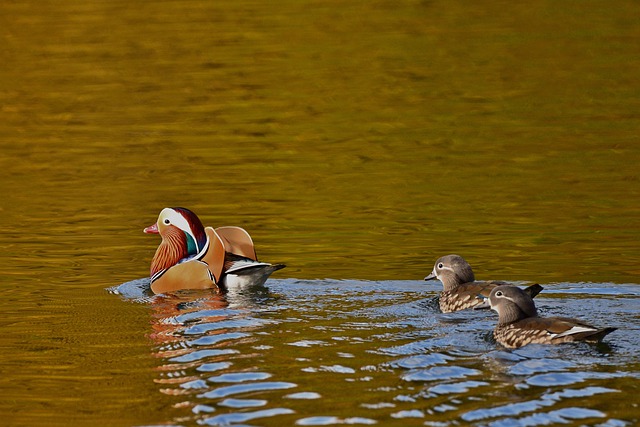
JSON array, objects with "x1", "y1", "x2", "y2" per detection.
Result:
[
  {"x1": 473, "y1": 300, "x2": 491, "y2": 310},
  {"x1": 424, "y1": 271, "x2": 437, "y2": 281},
  {"x1": 144, "y1": 223, "x2": 159, "y2": 234}
]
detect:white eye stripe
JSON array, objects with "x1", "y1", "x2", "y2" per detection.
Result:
[
  {"x1": 493, "y1": 293, "x2": 516, "y2": 305},
  {"x1": 496, "y1": 294, "x2": 516, "y2": 303},
  {"x1": 171, "y1": 214, "x2": 193, "y2": 235},
  {"x1": 161, "y1": 208, "x2": 195, "y2": 237}
]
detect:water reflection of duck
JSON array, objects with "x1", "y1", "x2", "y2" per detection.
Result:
[
  {"x1": 424, "y1": 254, "x2": 543, "y2": 313},
  {"x1": 481, "y1": 284, "x2": 616, "y2": 348},
  {"x1": 150, "y1": 291, "x2": 229, "y2": 345},
  {"x1": 144, "y1": 207, "x2": 285, "y2": 295},
  {"x1": 149, "y1": 291, "x2": 236, "y2": 400}
]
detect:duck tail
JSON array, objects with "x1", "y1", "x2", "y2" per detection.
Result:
[
  {"x1": 584, "y1": 327, "x2": 617, "y2": 342},
  {"x1": 524, "y1": 283, "x2": 544, "y2": 299},
  {"x1": 270, "y1": 263, "x2": 287, "y2": 272}
]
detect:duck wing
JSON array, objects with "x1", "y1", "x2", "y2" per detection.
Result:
[
  {"x1": 511, "y1": 317, "x2": 616, "y2": 344},
  {"x1": 215, "y1": 226, "x2": 258, "y2": 261},
  {"x1": 150, "y1": 260, "x2": 216, "y2": 294},
  {"x1": 200, "y1": 227, "x2": 227, "y2": 283},
  {"x1": 440, "y1": 282, "x2": 496, "y2": 312},
  {"x1": 544, "y1": 317, "x2": 617, "y2": 342},
  {"x1": 223, "y1": 253, "x2": 285, "y2": 275}
]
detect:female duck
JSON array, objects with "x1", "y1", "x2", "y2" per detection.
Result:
[
  {"x1": 144, "y1": 207, "x2": 284, "y2": 294},
  {"x1": 484, "y1": 284, "x2": 616, "y2": 348},
  {"x1": 425, "y1": 254, "x2": 543, "y2": 313}
]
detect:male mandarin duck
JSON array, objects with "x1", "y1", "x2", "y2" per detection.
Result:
[
  {"x1": 480, "y1": 284, "x2": 616, "y2": 348},
  {"x1": 424, "y1": 254, "x2": 543, "y2": 313},
  {"x1": 144, "y1": 207, "x2": 285, "y2": 294}
]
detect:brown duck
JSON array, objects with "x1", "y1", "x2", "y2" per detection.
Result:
[
  {"x1": 144, "y1": 207, "x2": 285, "y2": 294},
  {"x1": 424, "y1": 254, "x2": 543, "y2": 313},
  {"x1": 483, "y1": 284, "x2": 616, "y2": 348}
]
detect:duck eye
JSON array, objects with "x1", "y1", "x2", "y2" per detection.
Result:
[
  {"x1": 438, "y1": 263, "x2": 444, "y2": 269},
  {"x1": 163, "y1": 219, "x2": 171, "y2": 225},
  {"x1": 496, "y1": 291, "x2": 503, "y2": 297}
]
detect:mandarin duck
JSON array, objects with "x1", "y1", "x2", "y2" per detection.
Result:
[
  {"x1": 424, "y1": 254, "x2": 543, "y2": 313},
  {"x1": 481, "y1": 284, "x2": 616, "y2": 348},
  {"x1": 144, "y1": 207, "x2": 285, "y2": 294}
]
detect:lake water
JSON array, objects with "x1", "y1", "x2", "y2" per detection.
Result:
[
  {"x1": 1, "y1": 1, "x2": 639, "y2": 426},
  {"x1": 105, "y1": 279, "x2": 640, "y2": 427}
]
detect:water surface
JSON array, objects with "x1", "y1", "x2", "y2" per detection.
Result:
[
  {"x1": 108, "y1": 279, "x2": 640, "y2": 426},
  {"x1": 1, "y1": 0, "x2": 639, "y2": 425}
]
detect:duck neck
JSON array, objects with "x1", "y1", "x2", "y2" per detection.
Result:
[
  {"x1": 441, "y1": 278, "x2": 459, "y2": 292},
  {"x1": 442, "y1": 268, "x2": 474, "y2": 291},
  {"x1": 150, "y1": 227, "x2": 189, "y2": 276},
  {"x1": 498, "y1": 304, "x2": 537, "y2": 325},
  {"x1": 441, "y1": 274, "x2": 466, "y2": 292}
]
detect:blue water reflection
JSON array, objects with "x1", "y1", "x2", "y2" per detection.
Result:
[{"x1": 111, "y1": 279, "x2": 639, "y2": 426}]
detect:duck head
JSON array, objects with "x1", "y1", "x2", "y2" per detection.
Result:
[
  {"x1": 488, "y1": 285, "x2": 538, "y2": 325},
  {"x1": 424, "y1": 254, "x2": 475, "y2": 290},
  {"x1": 144, "y1": 207, "x2": 208, "y2": 277}
]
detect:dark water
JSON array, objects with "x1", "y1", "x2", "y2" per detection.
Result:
[{"x1": 1, "y1": 0, "x2": 639, "y2": 425}]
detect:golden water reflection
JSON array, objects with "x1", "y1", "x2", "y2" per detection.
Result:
[{"x1": 1, "y1": 0, "x2": 639, "y2": 425}]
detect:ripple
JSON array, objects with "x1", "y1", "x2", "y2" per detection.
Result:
[
  {"x1": 174, "y1": 309, "x2": 239, "y2": 323},
  {"x1": 218, "y1": 398, "x2": 268, "y2": 408},
  {"x1": 428, "y1": 380, "x2": 489, "y2": 395},
  {"x1": 360, "y1": 403, "x2": 395, "y2": 409},
  {"x1": 192, "y1": 404, "x2": 215, "y2": 414},
  {"x1": 461, "y1": 385, "x2": 620, "y2": 423},
  {"x1": 389, "y1": 353, "x2": 454, "y2": 369},
  {"x1": 433, "y1": 403, "x2": 457, "y2": 413},
  {"x1": 296, "y1": 416, "x2": 377, "y2": 425},
  {"x1": 402, "y1": 366, "x2": 481, "y2": 382},
  {"x1": 285, "y1": 392, "x2": 322, "y2": 399},
  {"x1": 391, "y1": 409, "x2": 424, "y2": 418},
  {"x1": 542, "y1": 386, "x2": 619, "y2": 400},
  {"x1": 169, "y1": 349, "x2": 237, "y2": 363},
  {"x1": 377, "y1": 339, "x2": 433, "y2": 356},
  {"x1": 201, "y1": 408, "x2": 294, "y2": 426},
  {"x1": 337, "y1": 352, "x2": 355, "y2": 358},
  {"x1": 484, "y1": 350, "x2": 528, "y2": 363},
  {"x1": 200, "y1": 381, "x2": 297, "y2": 399},
  {"x1": 394, "y1": 394, "x2": 416, "y2": 403},
  {"x1": 526, "y1": 371, "x2": 627, "y2": 387},
  {"x1": 486, "y1": 407, "x2": 606, "y2": 427},
  {"x1": 184, "y1": 318, "x2": 267, "y2": 335},
  {"x1": 253, "y1": 344, "x2": 273, "y2": 350},
  {"x1": 196, "y1": 362, "x2": 232, "y2": 372},
  {"x1": 187, "y1": 332, "x2": 250, "y2": 346},
  {"x1": 135, "y1": 280, "x2": 639, "y2": 426},
  {"x1": 179, "y1": 379, "x2": 208, "y2": 389},
  {"x1": 302, "y1": 365, "x2": 356, "y2": 374},
  {"x1": 526, "y1": 372, "x2": 585, "y2": 387},
  {"x1": 462, "y1": 398, "x2": 553, "y2": 422},
  {"x1": 508, "y1": 358, "x2": 575, "y2": 375},
  {"x1": 208, "y1": 372, "x2": 272, "y2": 383},
  {"x1": 288, "y1": 340, "x2": 331, "y2": 347},
  {"x1": 108, "y1": 278, "x2": 152, "y2": 301}
]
